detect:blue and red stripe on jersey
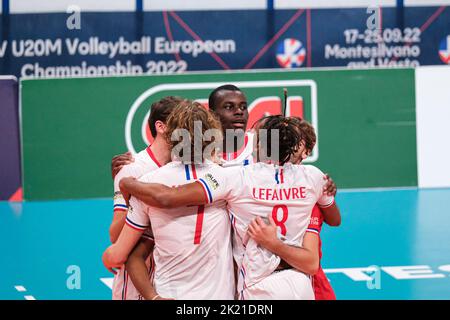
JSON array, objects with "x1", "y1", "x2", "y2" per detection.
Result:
[
  {"x1": 114, "y1": 203, "x2": 128, "y2": 211},
  {"x1": 184, "y1": 164, "x2": 206, "y2": 244},
  {"x1": 125, "y1": 217, "x2": 148, "y2": 231}
]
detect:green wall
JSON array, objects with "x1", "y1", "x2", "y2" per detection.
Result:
[{"x1": 21, "y1": 69, "x2": 417, "y2": 200}]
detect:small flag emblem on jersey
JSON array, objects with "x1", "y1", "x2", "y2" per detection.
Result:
[
  {"x1": 276, "y1": 38, "x2": 306, "y2": 68},
  {"x1": 438, "y1": 35, "x2": 450, "y2": 64}
]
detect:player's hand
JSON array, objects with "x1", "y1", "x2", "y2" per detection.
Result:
[
  {"x1": 119, "y1": 177, "x2": 136, "y2": 206},
  {"x1": 102, "y1": 246, "x2": 122, "y2": 273},
  {"x1": 323, "y1": 174, "x2": 337, "y2": 197},
  {"x1": 247, "y1": 216, "x2": 279, "y2": 251},
  {"x1": 111, "y1": 151, "x2": 134, "y2": 179}
]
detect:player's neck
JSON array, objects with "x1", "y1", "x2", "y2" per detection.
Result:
[
  {"x1": 150, "y1": 137, "x2": 171, "y2": 166},
  {"x1": 222, "y1": 131, "x2": 246, "y2": 153}
]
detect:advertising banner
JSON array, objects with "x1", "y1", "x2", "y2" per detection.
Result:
[{"x1": 0, "y1": 6, "x2": 449, "y2": 79}]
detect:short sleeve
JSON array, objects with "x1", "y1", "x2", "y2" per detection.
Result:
[
  {"x1": 306, "y1": 165, "x2": 335, "y2": 208},
  {"x1": 113, "y1": 164, "x2": 142, "y2": 213},
  {"x1": 306, "y1": 205, "x2": 324, "y2": 235},
  {"x1": 196, "y1": 166, "x2": 242, "y2": 204},
  {"x1": 125, "y1": 196, "x2": 150, "y2": 232}
]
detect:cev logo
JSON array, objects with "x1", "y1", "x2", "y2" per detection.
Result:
[{"x1": 125, "y1": 80, "x2": 319, "y2": 162}]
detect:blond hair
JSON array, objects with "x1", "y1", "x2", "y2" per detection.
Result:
[{"x1": 165, "y1": 101, "x2": 223, "y2": 163}]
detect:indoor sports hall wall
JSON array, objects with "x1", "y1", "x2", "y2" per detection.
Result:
[
  {"x1": 415, "y1": 66, "x2": 450, "y2": 189},
  {"x1": 0, "y1": 76, "x2": 21, "y2": 200},
  {"x1": 20, "y1": 68, "x2": 418, "y2": 201}
]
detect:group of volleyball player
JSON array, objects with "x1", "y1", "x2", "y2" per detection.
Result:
[{"x1": 102, "y1": 84, "x2": 341, "y2": 300}]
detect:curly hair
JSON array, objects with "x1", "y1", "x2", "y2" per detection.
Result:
[
  {"x1": 255, "y1": 115, "x2": 304, "y2": 165},
  {"x1": 297, "y1": 119, "x2": 316, "y2": 154},
  {"x1": 165, "y1": 101, "x2": 223, "y2": 163}
]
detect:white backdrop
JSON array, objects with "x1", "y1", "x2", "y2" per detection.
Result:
[{"x1": 416, "y1": 66, "x2": 450, "y2": 188}]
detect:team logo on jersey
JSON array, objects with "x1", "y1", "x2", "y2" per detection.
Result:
[
  {"x1": 204, "y1": 173, "x2": 219, "y2": 190},
  {"x1": 438, "y1": 35, "x2": 450, "y2": 64},
  {"x1": 309, "y1": 216, "x2": 320, "y2": 227},
  {"x1": 276, "y1": 38, "x2": 306, "y2": 68},
  {"x1": 126, "y1": 78, "x2": 319, "y2": 163}
]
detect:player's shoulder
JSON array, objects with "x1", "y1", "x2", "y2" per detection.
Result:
[
  {"x1": 285, "y1": 163, "x2": 323, "y2": 175},
  {"x1": 296, "y1": 164, "x2": 327, "y2": 186},
  {"x1": 301, "y1": 164, "x2": 325, "y2": 176},
  {"x1": 134, "y1": 147, "x2": 159, "y2": 166},
  {"x1": 200, "y1": 161, "x2": 243, "y2": 189},
  {"x1": 137, "y1": 169, "x2": 157, "y2": 183},
  {"x1": 139, "y1": 161, "x2": 184, "y2": 182},
  {"x1": 114, "y1": 161, "x2": 144, "y2": 182},
  {"x1": 244, "y1": 162, "x2": 274, "y2": 173}
]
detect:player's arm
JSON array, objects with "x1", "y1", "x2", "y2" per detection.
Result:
[
  {"x1": 248, "y1": 216, "x2": 320, "y2": 275},
  {"x1": 102, "y1": 224, "x2": 144, "y2": 272},
  {"x1": 104, "y1": 197, "x2": 150, "y2": 272},
  {"x1": 319, "y1": 173, "x2": 341, "y2": 226},
  {"x1": 125, "y1": 239, "x2": 156, "y2": 299},
  {"x1": 315, "y1": 172, "x2": 341, "y2": 227},
  {"x1": 125, "y1": 238, "x2": 159, "y2": 300},
  {"x1": 109, "y1": 210, "x2": 126, "y2": 244},
  {"x1": 109, "y1": 166, "x2": 134, "y2": 243},
  {"x1": 119, "y1": 177, "x2": 208, "y2": 208},
  {"x1": 320, "y1": 202, "x2": 341, "y2": 227}
]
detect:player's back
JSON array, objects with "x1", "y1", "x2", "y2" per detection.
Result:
[
  {"x1": 224, "y1": 162, "x2": 334, "y2": 292},
  {"x1": 140, "y1": 161, "x2": 234, "y2": 300},
  {"x1": 229, "y1": 163, "x2": 331, "y2": 258}
]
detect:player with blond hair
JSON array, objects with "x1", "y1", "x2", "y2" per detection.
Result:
[{"x1": 103, "y1": 101, "x2": 235, "y2": 300}]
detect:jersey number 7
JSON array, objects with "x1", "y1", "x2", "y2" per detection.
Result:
[{"x1": 194, "y1": 205, "x2": 205, "y2": 244}]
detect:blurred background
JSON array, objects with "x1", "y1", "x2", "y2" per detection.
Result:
[{"x1": 1, "y1": 0, "x2": 450, "y2": 300}]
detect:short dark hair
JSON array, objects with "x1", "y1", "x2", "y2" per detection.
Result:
[
  {"x1": 148, "y1": 96, "x2": 184, "y2": 138},
  {"x1": 208, "y1": 84, "x2": 242, "y2": 111}
]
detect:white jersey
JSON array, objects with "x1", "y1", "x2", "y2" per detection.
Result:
[
  {"x1": 196, "y1": 162, "x2": 334, "y2": 298},
  {"x1": 112, "y1": 146, "x2": 161, "y2": 300},
  {"x1": 220, "y1": 131, "x2": 254, "y2": 168},
  {"x1": 126, "y1": 161, "x2": 235, "y2": 300}
]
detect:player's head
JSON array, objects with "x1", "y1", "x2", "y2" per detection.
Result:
[
  {"x1": 208, "y1": 84, "x2": 248, "y2": 131},
  {"x1": 165, "y1": 101, "x2": 223, "y2": 163},
  {"x1": 255, "y1": 115, "x2": 303, "y2": 165},
  {"x1": 148, "y1": 96, "x2": 186, "y2": 138},
  {"x1": 288, "y1": 117, "x2": 316, "y2": 164}
]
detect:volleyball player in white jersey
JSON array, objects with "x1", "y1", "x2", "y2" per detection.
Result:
[
  {"x1": 103, "y1": 102, "x2": 235, "y2": 300},
  {"x1": 118, "y1": 115, "x2": 340, "y2": 300},
  {"x1": 207, "y1": 84, "x2": 254, "y2": 167},
  {"x1": 109, "y1": 96, "x2": 183, "y2": 300},
  {"x1": 109, "y1": 85, "x2": 252, "y2": 298}
]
